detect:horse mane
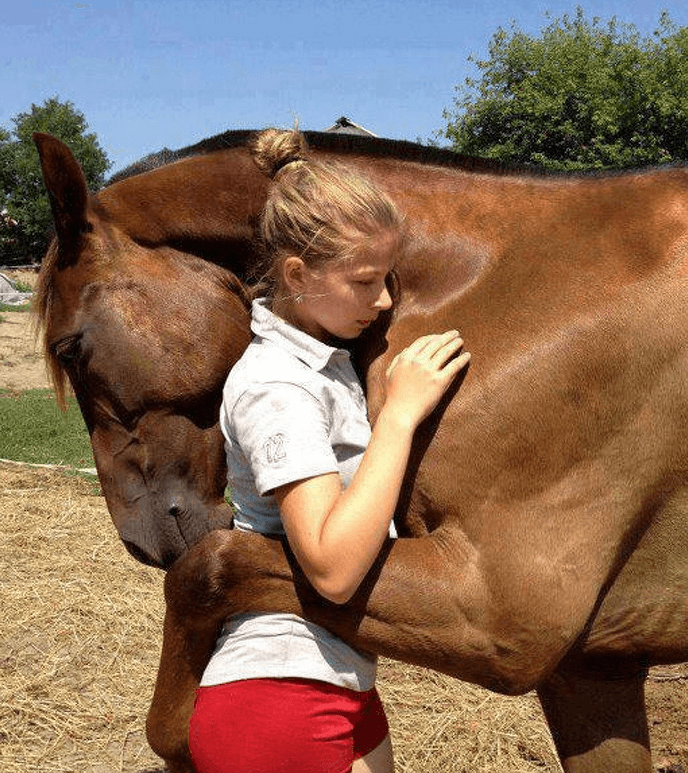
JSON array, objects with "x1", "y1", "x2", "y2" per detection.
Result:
[
  {"x1": 34, "y1": 239, "x2": 70, "y2": 409},
  {"x1": 107, "y1": 129, "x2": 534, "y2": 184},
  {"x1": 108, "y1": 127, "x2": 688, "y2": 186}
]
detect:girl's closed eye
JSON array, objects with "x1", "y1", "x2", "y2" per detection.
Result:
[{"x1": 354, "y1": 272, "x2": 390, "y2": 287}]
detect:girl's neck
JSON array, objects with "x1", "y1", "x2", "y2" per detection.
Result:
[
  {"x1": 271, "y1": 296, "x2": 319, "y2": 340},
  {"x1": 271, "y1": 295, "x2": 339, "y2": 346},
  {"x1": 271, "y1": 295, "x2": 298, "y2": 327}
]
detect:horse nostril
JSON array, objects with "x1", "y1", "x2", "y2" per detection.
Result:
[{"x1": 168, "y1": 504, "x2": 182, "y2": 518}]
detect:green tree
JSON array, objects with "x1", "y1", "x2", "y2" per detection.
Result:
[
  {"x1": 0, "y1": 97, "x2": 111, "y2": 264},
  {"x1": 441, "y1": 9, "x2": 688, "y2": 170}
]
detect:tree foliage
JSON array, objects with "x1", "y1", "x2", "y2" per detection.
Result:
[
  {"x1": 0, "y1": 97, "x2": 111, "y2": 264},
  {"x1": 441, "y1": 8, "x2": 688, "y2": 170}
]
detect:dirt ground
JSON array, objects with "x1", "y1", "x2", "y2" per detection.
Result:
[
  {"x1": 1, "y1": 276, "x2": 687, "y2": 772},
  {"x1": 0, "y1": 311, "x2": 49, "y2": 391},
  {"x1": 0, "y1": 270, "x2": 50, "y2": 392}
]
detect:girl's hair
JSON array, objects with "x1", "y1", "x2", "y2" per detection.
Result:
[{"x1": 250, "y1": 128, "x2": 402, "y2": 294}]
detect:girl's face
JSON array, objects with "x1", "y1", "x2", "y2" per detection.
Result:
[{"x1": 288, "y1": 230, "x2": 398, "y2": 343}]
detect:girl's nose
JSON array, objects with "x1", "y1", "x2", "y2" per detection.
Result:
[{"x1": 374, "y1": 285, "x2": 393, "y2": 310}]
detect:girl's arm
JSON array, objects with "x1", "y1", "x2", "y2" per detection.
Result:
[{"x1": 276, "y1": 330, "x2": 470, "y2": 604}]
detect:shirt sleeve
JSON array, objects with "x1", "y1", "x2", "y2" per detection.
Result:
[{"x1": 230, "y1": 382, "x2": 340, "y2": 496}]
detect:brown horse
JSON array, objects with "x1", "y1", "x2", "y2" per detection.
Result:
[{"x1": 34, "y1": 130, "x2": 688, "y2": 773}]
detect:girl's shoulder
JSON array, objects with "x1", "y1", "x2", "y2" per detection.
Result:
[
  {"x1": 224, "y1": 337, "x2": 323, "y2": 406},
  {"x1": 236, "y1": 336, "x2": 312, "y2": 378}
]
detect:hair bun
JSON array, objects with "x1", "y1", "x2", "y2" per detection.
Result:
[{"x1": 252, "y1": 128, "x2": 309, "y2": 179}]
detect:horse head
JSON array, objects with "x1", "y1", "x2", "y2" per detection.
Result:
[{"x1": 33, "y1": 133, "x2": 257, "y2": 568}]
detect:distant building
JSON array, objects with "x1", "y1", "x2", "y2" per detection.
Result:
[
  {"x1": 0, "y1": 272, "x2": 32, "y2": 305},
  {"x1": 323, "y1": 116, "x2": 377, "y2": 137}
]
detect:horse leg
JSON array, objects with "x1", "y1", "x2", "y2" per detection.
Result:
[
  {"x1": 537, "y1": 665, "x2": 652, "y2": 773},
  {"x1": 146, "y1": 533, "x2": 234, "y2": 772},
  {"x1": 146, "y1": 606, "x2": 220, "y2": 773},
  {"x1": 146, "y1": 529, "x2": 295, "y2": 771}
]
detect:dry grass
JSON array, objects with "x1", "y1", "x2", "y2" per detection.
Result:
[
  {"x1": 2, "y1": 461, "x2": 687, "y2": 772},
  {"x1": 0, "y1": 463, "x2": 165, "y2": 773},
  {"x1": 377, "y1": 661, "x2": 557, "y2": 772},
  {"x1": 1, "y1": 269, "x2": 39, "y2": 291}
]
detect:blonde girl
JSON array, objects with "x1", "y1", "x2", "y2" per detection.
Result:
[{"x1": 188, "y1": 128, "x2": 470, "y2": 773}]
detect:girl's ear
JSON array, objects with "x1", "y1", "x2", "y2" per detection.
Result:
[{"x1": 283, "y1": 256, "x2": 308, "y2": 293}]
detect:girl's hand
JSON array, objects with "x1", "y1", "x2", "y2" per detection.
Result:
[{"x1": 383, "y1": 330, "x2": 470, "y2": 431}]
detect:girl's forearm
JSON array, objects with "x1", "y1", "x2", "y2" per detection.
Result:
[
  {"x1": 314, "y1": 407, "x2": 416, "y2": 602},
  {"x1": 281, "y1": 334, "x2": 469, "y2": 604}
]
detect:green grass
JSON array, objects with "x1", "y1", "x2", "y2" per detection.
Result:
[
  {"x1": 0, "y1": 388, "x2": 94, "y2": 468},
  {"x1": 0, "y1": 301, "x2": 32, "y2": 314},
  {"x1": 12, "y1": 278, "x2": 34, "y2": 293}
]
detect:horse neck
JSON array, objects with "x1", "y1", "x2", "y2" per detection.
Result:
[{"x1": 97, "y1": 147, "x2": 269, "y2": 280}]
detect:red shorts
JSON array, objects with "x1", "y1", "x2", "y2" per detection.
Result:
[{"x1": 189, "y1": 677, "x2": 389, "y2": 773}]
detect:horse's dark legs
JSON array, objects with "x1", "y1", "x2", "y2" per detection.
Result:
[
  {"x1": 537, "y1": 666, "x2": 652, "y2": 773},
  {"x1": 146, "y1": 529, "x2": 292, "y2": 773},
  {"x1": 146, "y1": 601, "x2": 222, "y2": 772}
]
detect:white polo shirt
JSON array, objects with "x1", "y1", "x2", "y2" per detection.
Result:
[{"x1": 200, "y1": 298, "x2": 394, "y2": 691}]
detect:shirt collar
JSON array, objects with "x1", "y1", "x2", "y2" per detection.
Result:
[{"x1": 250, "y1": 298, "x2": 350, "y2": 372}]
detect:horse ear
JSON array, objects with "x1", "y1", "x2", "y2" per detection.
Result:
[{"x1": 33, "y1": 132, "x2": 91, "y2": 249}]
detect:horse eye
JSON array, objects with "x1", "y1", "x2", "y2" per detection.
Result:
[{"x1": 52, "y1": 335, "x2": 82, "y2": 367}]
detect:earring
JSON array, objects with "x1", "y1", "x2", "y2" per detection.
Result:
[{"x1": 295, "y1": 293, "x2": 303, "y2": 304}]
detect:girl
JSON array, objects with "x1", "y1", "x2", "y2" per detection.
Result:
[{"x1": 188, "y1": 128, "x2": 470, "y2": 773}]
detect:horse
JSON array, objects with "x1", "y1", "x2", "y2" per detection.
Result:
[{"x1": 34, "y1": 129, "x2": 688, "y2": 773}]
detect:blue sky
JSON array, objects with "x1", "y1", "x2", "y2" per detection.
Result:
[{"x1": 3, "y1": 0, "x2": 688, "y2": 174}]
